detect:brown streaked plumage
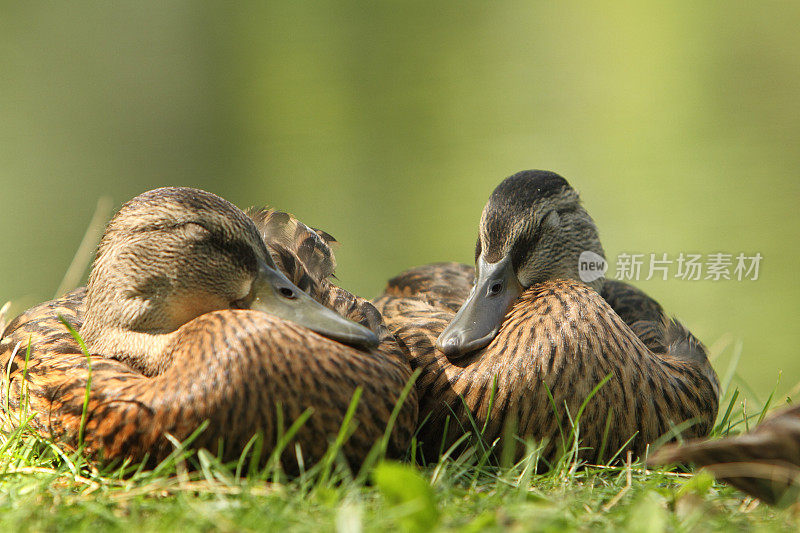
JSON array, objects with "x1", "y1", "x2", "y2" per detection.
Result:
[
  {"x1": 247, "y1": 207, "x2": 340, "y2": 291},
  {"x1": 650, "y1": 405, "x2": 800, "y2": 504},
  {"x1": 246, "y1": 207, "x2": 389, "y2": 336},
  {"x1": 373, "y1": 170, "x2": 720, "y2": 464},
  {"x1": 0, "y1": 187, "x2": 417, "y2": 468}
]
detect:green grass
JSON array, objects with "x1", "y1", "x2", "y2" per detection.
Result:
[
  {"x1": 0, "y1": 419, "x2": 797, "y2": 532},
  {"x1": 0, "y1": 358, "x2": 797, "y2": 531},
  {"x1": 1, "y1": 300, "x2": 798, "y2": 531}
]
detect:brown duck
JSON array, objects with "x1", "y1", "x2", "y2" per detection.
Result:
[
  {"x1": 0, "y1": 187, "x2": 417, "y2": 468},
  {"x1": 374, "y1": 170, "x2": 720, "y2": 464},
  {"x1": 650, "y1": 405, "x2": 800, "y2": 504}
]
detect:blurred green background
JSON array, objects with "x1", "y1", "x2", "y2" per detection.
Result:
[{"x1": 1, "y1": 2, "x2": 798, "y2": 402}]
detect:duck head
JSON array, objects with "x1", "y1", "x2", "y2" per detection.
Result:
[
  {"x1": 80, "y1": 187, "x2": 378, "y2": 375},
  {"x1": 436, "y1": 170, "x2": 605, "y2": 358}
]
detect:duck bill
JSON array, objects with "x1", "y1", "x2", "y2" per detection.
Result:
[
  {"x1": 436, "y1": 255, "x2": 523, "y2": 358},
  {"x1": 249, "y1": 261, "x2": 379, "y2": 349}
]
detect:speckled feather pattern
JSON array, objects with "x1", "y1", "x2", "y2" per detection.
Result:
[
  {"x1": 374, "y1": 263, "x2": 720, "y2": 464},
  {"x1": 1, "y1": 300, "x2": 415, "y2": 467},
  {"x1": 0, "y1": 208, "x2": 417, "y2": 468}
]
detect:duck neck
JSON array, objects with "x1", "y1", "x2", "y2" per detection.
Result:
[
  {"x1": 80, "y1": 284, "x2": 181, "y2": 376},
  {"x1": 567, "y1": 215, "x2": 606, "y2": 293},
  {"x1": 542, "y1": 241, "x2": 606, "y2": 294},
  {"x1": 80, "y1": 255, "x2": 190, "y2": 376},
  {"x1": 80, "y1": 324, "x2": 178, "y2": 377}
]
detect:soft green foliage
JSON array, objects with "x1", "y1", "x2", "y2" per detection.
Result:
[
  {"x1": 0, "y1": 424, "x2": 797, "y2": 532},
  {"x1": 373, "y1": 461, "x2": 439, "y2": 532}
]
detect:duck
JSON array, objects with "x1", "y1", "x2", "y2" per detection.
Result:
[
  {"x1": 650, "y1": 405, "x2": 800, "y2": 505},
  {"x1": 373, "y1": 170, "x2": 720, "y2": 465},
  {"x1": 0, "y1": 187, "x2": 418, "y2": 469}
]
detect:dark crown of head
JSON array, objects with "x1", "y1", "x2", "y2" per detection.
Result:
[{"x1": 489, "y1": 170, "x2": 573, "y2": 209}]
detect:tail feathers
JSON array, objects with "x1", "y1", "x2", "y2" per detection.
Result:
[
  {"x1": 600, "y1": 281, "x2": 710, "y2": 366},
  {"x1": 247, "y1": 208, "x2": 339, "y2": 284},
  {"x1": 650, "y1": 406, "x2": 800, "y2": 504},
  {"x1": 625, "y1": 314, "x2": 719, "y2": 399},
  {"x1": 658, "y1": 317, "x2": 721, "y2": 399},
  {"x1": 663, "y1": 317, "x2": 708, "y2": 364}
]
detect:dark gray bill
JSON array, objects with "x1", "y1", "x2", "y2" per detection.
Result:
[
  {"x1": 436, "y1": 255, "x2": 523, "y2": 358},
  {"x1": 248, "y1": 260, "x2": 379, "y2": 349}
]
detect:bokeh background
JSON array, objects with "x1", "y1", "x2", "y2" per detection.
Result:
[{"x1": 1, "y1": 2, "x2": 798, "y2": 404}]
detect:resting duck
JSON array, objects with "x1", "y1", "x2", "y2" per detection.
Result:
[
  {"x1": 0, "y1": 187, "x2": 417, "y2": 468},
  {"x1": 650, "y1": 405, "x2": 800, "y2": 505},
  {"x1": 374, "y1": 170, "x2": 720, "y2": 464}
]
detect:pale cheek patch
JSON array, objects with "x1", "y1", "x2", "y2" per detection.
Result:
[
  {"x1": 236, "y1": 278, "x2": 253, "y2": 301},
  {"x1": 164, "y1": 292, "x2": 229, "y2": 330}
]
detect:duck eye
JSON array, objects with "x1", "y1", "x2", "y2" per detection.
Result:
[
  {"x1": 279, "y1": 287, "x2": 297, "y2": 299},
  {"x1": 488, "y1": 282, "x2": 503, "y2": 295},
  {"x1": 176, "y1": 221, "x2": 211, "y2": 240}
]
